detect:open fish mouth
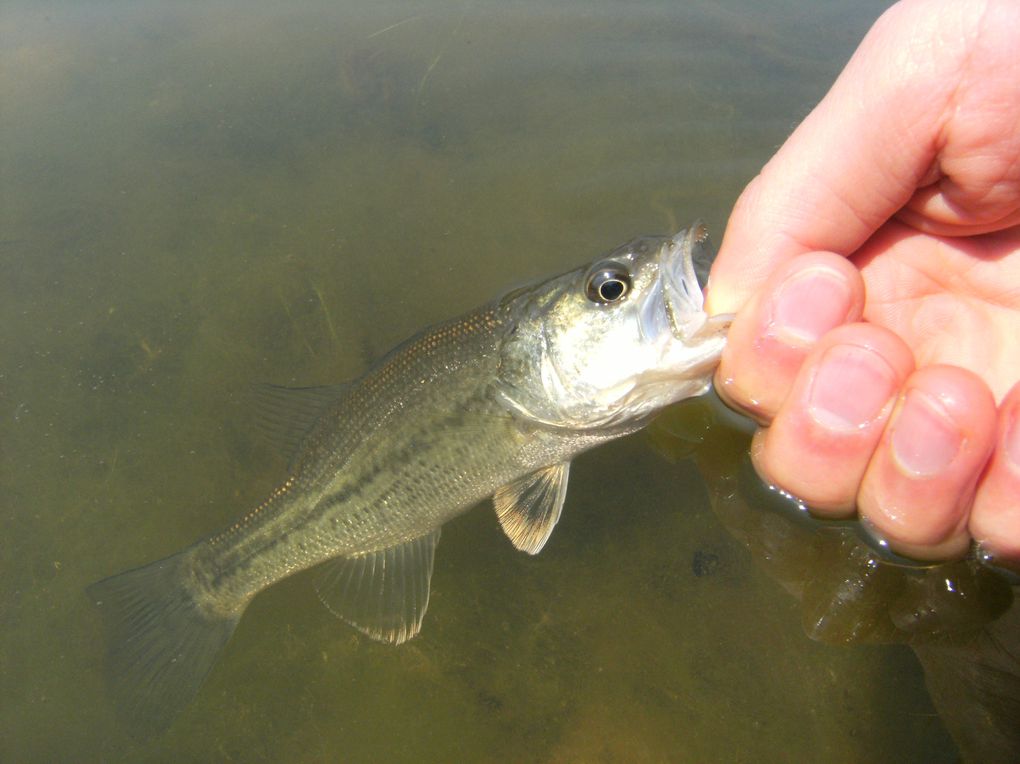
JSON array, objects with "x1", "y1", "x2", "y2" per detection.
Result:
[{"x1": 657, "y1": 222, "x2": 734, "y2": 343}]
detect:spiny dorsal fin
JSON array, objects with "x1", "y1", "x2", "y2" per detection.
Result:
[
  {"x1": 493, "y1": 462, "x2": 570, "y2": 555},
  {"x1": 313, "y1": 529, "x2": 441, "y2": 645},
  {"x1": 250, "y1": 382, "x2": 349, "y2": 465}
]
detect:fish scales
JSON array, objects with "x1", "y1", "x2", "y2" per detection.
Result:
[
  {"x1": 87, "y1": 224, "x2": 731, "y2": 736},
  {"x1": 192, "y1": 307, "x2": 528, "y2": 605}
]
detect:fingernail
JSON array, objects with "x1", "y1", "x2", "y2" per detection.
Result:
[
  {"x1": 807, "y1": 344, "x2": 898, "y2": 430},
  {"x1": 766, "y1": 267, "x2": 852, "y2": 347},
  {"x1": 891, "y1": 390, "x2": 962, "y2": 476}
]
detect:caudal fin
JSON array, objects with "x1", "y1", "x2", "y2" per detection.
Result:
[{"x1": 87, "y1": 551, "x2": 241, "y2": 737}]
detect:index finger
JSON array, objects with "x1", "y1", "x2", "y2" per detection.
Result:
[{"x1": 705, "y1": 0, "x2": 1000, "y2": 315}]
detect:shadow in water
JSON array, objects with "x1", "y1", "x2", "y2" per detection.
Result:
[{"x1": 649, "y1": 391, "x2": 1020, "y2": 763}]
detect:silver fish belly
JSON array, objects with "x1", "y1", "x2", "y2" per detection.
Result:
[{"x1": 87, "y1": 223, "x2": 731, "y2": 735}]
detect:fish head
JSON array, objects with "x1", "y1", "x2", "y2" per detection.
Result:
[{"x1": 497, "y1": 223, "x2": 732, "y2": 430}]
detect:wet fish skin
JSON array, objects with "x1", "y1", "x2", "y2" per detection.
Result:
[{"x1": 87, "y1": 224, "x2": 730, "y2": 735}]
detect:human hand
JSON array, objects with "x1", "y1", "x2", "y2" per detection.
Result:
[{"x1": 705, "y1": 0, "x2": 1020, "y2": 564}]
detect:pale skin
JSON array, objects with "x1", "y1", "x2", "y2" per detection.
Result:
[{"x1": 705, "y1": 0, "x2": 1020, "y2": 564}]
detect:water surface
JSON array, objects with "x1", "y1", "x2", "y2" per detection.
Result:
[{"x1": 1, "y1": 1, "x2": 972, "y2": 760}]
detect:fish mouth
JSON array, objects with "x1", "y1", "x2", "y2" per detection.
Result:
[{"x1": 658, "y1": 222, "x2": 733, "y2": 342}]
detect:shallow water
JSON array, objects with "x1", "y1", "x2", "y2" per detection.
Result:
[{"x1": 0, "y1": 0, "x2": 990, "y2": 760}]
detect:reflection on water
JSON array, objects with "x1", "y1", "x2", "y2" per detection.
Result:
[
  {"x1": 655, "y1": 395, "x2": 1015, "y2": 646},
  {"x1": 3, "y1": 0, "x2": 1003, "y2": 761},
  {"x1": 651, "y1": 392, "x2": 1020, "y2": 762}
]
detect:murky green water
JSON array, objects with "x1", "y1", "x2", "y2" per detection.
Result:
[{"x1": 1, "y1": 0, "x2": 992, "y2": 760}]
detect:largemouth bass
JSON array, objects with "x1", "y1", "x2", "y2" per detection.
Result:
[{"x1": 88, "y1": 223, "x2": 731, "y2": 734}]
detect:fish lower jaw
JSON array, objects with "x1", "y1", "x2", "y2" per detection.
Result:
[
  {"x1": 663, "y1": 291, "x2": 711, "y2": 342},
  {"x1": 573, "y1": 375, "x2": 714, "y2": 429}
]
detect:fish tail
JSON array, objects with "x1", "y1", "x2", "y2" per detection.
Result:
[{"x1": 86, "y1": 550, "x2": 241, "y2": 737}]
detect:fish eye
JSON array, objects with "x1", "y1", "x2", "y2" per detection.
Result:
[{"x1": 585, "y1": 262, "x2": 632, "y2": 304}]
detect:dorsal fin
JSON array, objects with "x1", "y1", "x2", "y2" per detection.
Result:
[
  {"x1": 493, "y1": 462, "x2": 570, "y2": 555},
  {"x1": 250, "y1": 383, "x2": 350, "y2": 464}
]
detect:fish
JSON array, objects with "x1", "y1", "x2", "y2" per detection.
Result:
[{"x1": 87, "y1": 223, "x2": 732, "y2": 735}]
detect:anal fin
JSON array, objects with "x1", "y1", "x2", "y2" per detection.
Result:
[
  {"x1": 313, "y1": 529, "x2": 440, "y2": 645},
  {"x1": 493, "y1": 462, "x2": 570, "y2": 555}
]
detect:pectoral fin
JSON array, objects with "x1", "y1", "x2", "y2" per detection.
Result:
[
  {"x1": 493, "y1": 462, "x2": 570, "y2": 555},
  {"x1": 313, "y1": 529, "x2": 440, "y2": 645}
]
